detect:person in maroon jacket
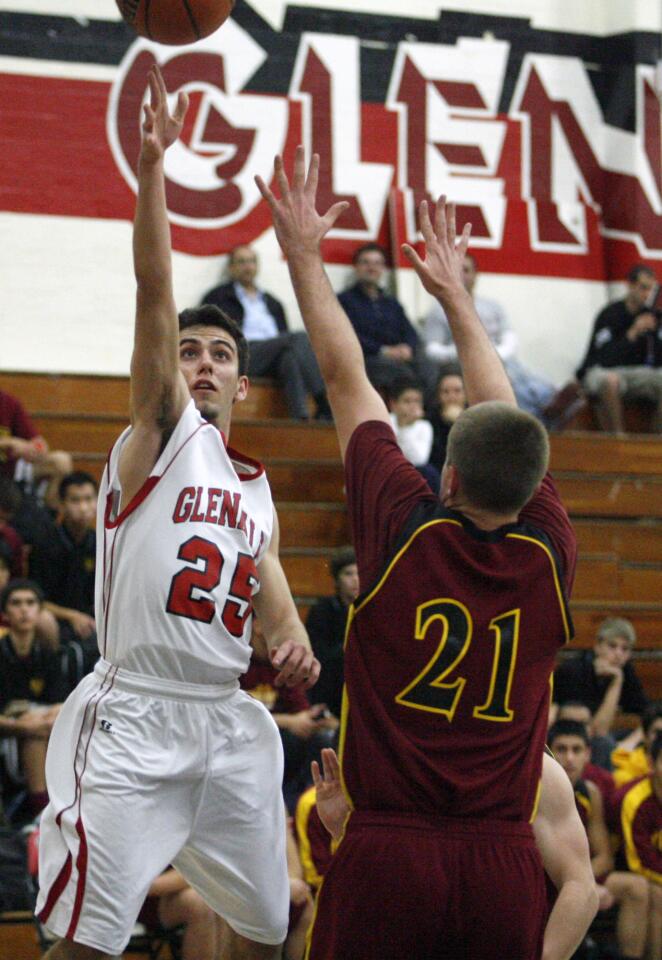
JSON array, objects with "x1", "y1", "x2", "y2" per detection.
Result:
[{"x1": 258, "y1": 149, "x2": 580, "y2": 960}]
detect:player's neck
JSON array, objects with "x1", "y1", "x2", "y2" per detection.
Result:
[{"x1": 445, "y1": 495, "x2": 518, "y2": 531}]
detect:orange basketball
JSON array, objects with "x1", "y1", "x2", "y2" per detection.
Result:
[{"x1": 116, "y1": 0, "x2": 234, "y2": 45}]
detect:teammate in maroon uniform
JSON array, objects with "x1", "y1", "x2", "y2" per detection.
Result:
[{"x1": 257, "y1": 149, "x2": 580, "y2": 959}]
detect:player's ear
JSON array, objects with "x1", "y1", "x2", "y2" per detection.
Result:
[
  {"x1": 440, "y1": 463, "x2": 458, "y2": 504},
  {"x1": 233, "y1": 375, "x2": 249, "y2": 404}
]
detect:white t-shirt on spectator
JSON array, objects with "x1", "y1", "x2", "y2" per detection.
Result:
[
  {"x1": 234, "y1": 283, "x2": 280, "y2": 341},
  {"x1": 389, "y1": 413, "x2": 433, "y2": 467}
]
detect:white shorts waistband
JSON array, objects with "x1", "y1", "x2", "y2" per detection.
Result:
[{"x1": 95, "y1": 659, "x2": 239, "y2": 702}]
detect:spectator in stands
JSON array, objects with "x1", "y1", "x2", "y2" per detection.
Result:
[
  {"x1": 139, "y1": 868, "x2": 223, "y2": 960},
  {"x1": 388, "y1": 377, "x2": 440, "y2": 493},
  {"x1": 306, "y1": 546, "x2": 359, "y2": 721},
  {"x1": 577, "y1": 264, "x2": 662, "y2": 433},
  {"x1": 28, "y1": 471, "x2": 97, "y2": 652},
  {"x1": 612, "y1": 701, "x2": 662, "y2": 789},
  {"x1": 421, "y1": 253, "x2": 556, "y2": 420},
  {"x1": 556, "y1": 702, "x2": 615, "y2": 811},
  {"x1": 243, "y1": 618, "x2": 337, "y2": 805},
  {"x1": 338, "y1": 243, "x2": 432, "y2": 395},
  {"x1": 617, "y1": 730, "x2": 662, "y2": 958},
  {"x1": 548, "y1": 719, "x2": 649, "y2": 960},
  {"x1": 200, "y1": 247, "x2": 330, "y2": 420},
  {"x1": 553, "y1": 617, "x2": 648, "y2": 766},
  {"x1": 426, "y1": 367, "x2": 467, "y2": 470},
  {"x1": 0, "y1": 478, "x2": 25, "y2": 578},
  {"x1": 0, "y1": 580, "x2": 63, "y2": 819},
  {"x1": 0, "y1": 387, "x2": 73, "y2": 511}
]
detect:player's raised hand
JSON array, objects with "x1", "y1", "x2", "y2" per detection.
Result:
[
  {"x1": 402, "y1": 197, "x2": 472, "y2": 305},
  {"x1": 271, "y1": 637, "x2": 321, "y2": 691},
  {"x1": 255, "y1": 146, "x2": 349, "y2": 258},
  {"x1": 311, "y1": 748, "x2": 350, "y2": 840},
  {"x1": 140, "y1": 64, "x2": 189, "y2": 165}
]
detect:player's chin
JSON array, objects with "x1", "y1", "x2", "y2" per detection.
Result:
[{"x1": 194, "y1": 398, "x2": 222, "y2": 422}]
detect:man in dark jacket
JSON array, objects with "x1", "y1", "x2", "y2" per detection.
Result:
[
  {"x1": 577, "y1": 264, "x2": 662, "y2": 432},
  {"x1": 338, "y1": 243, "x2": 432, "y2": 395},
  {"x1": 201, "y1": 245, "x2": 330, "y2": 419}
]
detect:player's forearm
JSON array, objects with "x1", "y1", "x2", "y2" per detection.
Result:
[
  {"x1": 266, "y1": 615, "x2": 312, "y2": 658},
  {"x1": 287, "y1": 251, "x2": 366, "y2": 391},
  {"x1": 133, "y1": 157, "x2": 174, "y2": 292},
  {"x1": 441, "y1": 290, "x2": 516, "y2": 407},
  {"x1": 542, "y1": 879, "x2": 598, "y2": 960}
]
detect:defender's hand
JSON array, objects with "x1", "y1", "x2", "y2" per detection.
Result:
[
  {"x1": 311, "y1": 747, "x2": 350, "y2": 841},
  {"x1": 402, "y1": 197, "x2": 472, "y2": 306},
  {"x1": 255, "y1": 146, "x2": 349, "y2": 258},
  {"x1": 140, "y1": 65, "x2": 189, "y2": 165}
]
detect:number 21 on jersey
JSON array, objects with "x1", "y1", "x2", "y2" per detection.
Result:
[{"x1": 395, "y1": 598, "x2": 520, "y2": 723}]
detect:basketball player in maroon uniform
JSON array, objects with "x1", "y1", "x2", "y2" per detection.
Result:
[{"x1": 257, "y1": 149, "x2": 580, "y2": 959}]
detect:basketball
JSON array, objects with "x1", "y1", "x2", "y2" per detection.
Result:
[{"x1": 116, "y1": 0, "x2": 234, "y2": 45}]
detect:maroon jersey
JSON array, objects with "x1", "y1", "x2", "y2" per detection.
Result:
[
  {"x1": 341, "y1": 421, "x2": 576, "y2": 822},
  {"x1": 0, "y1": 389, "x2": 39, "y2": 478},
  {"x1": 619, "y1": 775, "x2": 662, "y2": 882},
  {"x1": 574, "y1": 778, "x2": 592, "y2": 830}
]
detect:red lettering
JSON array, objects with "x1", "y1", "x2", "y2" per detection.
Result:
[
  {"x1": 205, "y1": 487, "x2": 222, "y2": 524},
  {"x1": 248, "y1": 518, "x2": 255, "y2": 547},
  {"x1": 190, "y1": 487, "x2": 205, "y2": 523},
  {"x1": 237, "y1": 511, "x2": 248, "y2": 536},
  {"x1": 219, "y1": 491, "x2": 241, "y2": 528},
  {"x1": 173, "y1": 486, "x2": 196, "y2": 523}
]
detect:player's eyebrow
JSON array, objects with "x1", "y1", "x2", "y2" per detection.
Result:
[{"x1": 179, "y1": 336, "x2": 236, "y2": 353}]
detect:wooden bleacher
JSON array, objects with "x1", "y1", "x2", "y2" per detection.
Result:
[
  {"x1": 2, "y1": 371, "x2": 661, "y2": 660},
  {"x1": 0, "y1": 369, "x2": 661, "y2": 957}
]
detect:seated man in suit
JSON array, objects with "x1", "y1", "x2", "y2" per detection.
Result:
[{"x1": 201, "y1": 245, "x2": 330, "y2": 420}]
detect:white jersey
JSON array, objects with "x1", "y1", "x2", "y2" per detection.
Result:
[{"x1": 95, "y1": 399, "x2": 274, "y2": 684}]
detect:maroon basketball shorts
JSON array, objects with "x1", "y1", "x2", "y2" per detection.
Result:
[{"x1": 306, "y1": 811, "x2": 546, "y2": 960}]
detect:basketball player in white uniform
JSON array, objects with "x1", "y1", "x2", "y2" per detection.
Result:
[{"x1": 36, "y1": 66, "x2": 319, "y2": 960}]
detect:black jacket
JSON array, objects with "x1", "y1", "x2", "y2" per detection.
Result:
[
  {"x1": 200, "y1": 282, "x2": 288, "y2": 335},
  {"x1": 577, "y1": 298, "x2": 662, "y2": 379}
]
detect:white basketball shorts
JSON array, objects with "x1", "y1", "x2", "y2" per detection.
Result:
[{"x1": 36, "y1": 659, "x2": 289, "y2": 955}]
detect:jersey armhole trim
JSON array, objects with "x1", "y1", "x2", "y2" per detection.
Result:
[
  {"x1": 226, "y1": 444, "x2": 265, "y2": 481},
  {"x1": 506, "y1": 530, "x2": 574, "y2": 644},
  {"x1": 104, "y1": 423, "x2": 208, "y2": 529}
]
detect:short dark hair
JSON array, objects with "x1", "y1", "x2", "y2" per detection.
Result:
[
  {"x1": 445, "y1": 401, "x2": 549, "y2": 514},
  {"x1": 641, "y1": 701, "x2": 662, "y2": 736},
  {"x1": 0, "y1": 578, "x2": 44, "y2": 613},
  {"x1": 650, "y1": 731, "x2": 662, "y2": 763},
  {"x1": 330, "y1": 546, "x2": 356, "y2": 581},
  {"x1": 352, "y1": 242, "x2": 388, "y2": 266},
  {"x1": 0, "y1": 478, "x2": 22, "y2": 517},
  {"x1": 627, "y1": 263, "x2": 655, "y2": 284},
  {"x1": 59, "y1": 471, "x2": 98, "y2": 502},
  {"x1": 548, "y1": 719, "x2": 590, "y2": 748},
  {"x1": 388, "y1": 376, "x2": 423, "y2": 403},
  {"x1": 179, "y1": 305, "x2": 249, "y2": 376}
]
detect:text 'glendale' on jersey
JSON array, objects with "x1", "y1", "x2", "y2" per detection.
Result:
[
  {"x1": 95, "y1": 400, "x2": 273, "y2": 684},
  {"x1": 341, "y1": 421, "x2": 577, "y2": 823}
]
